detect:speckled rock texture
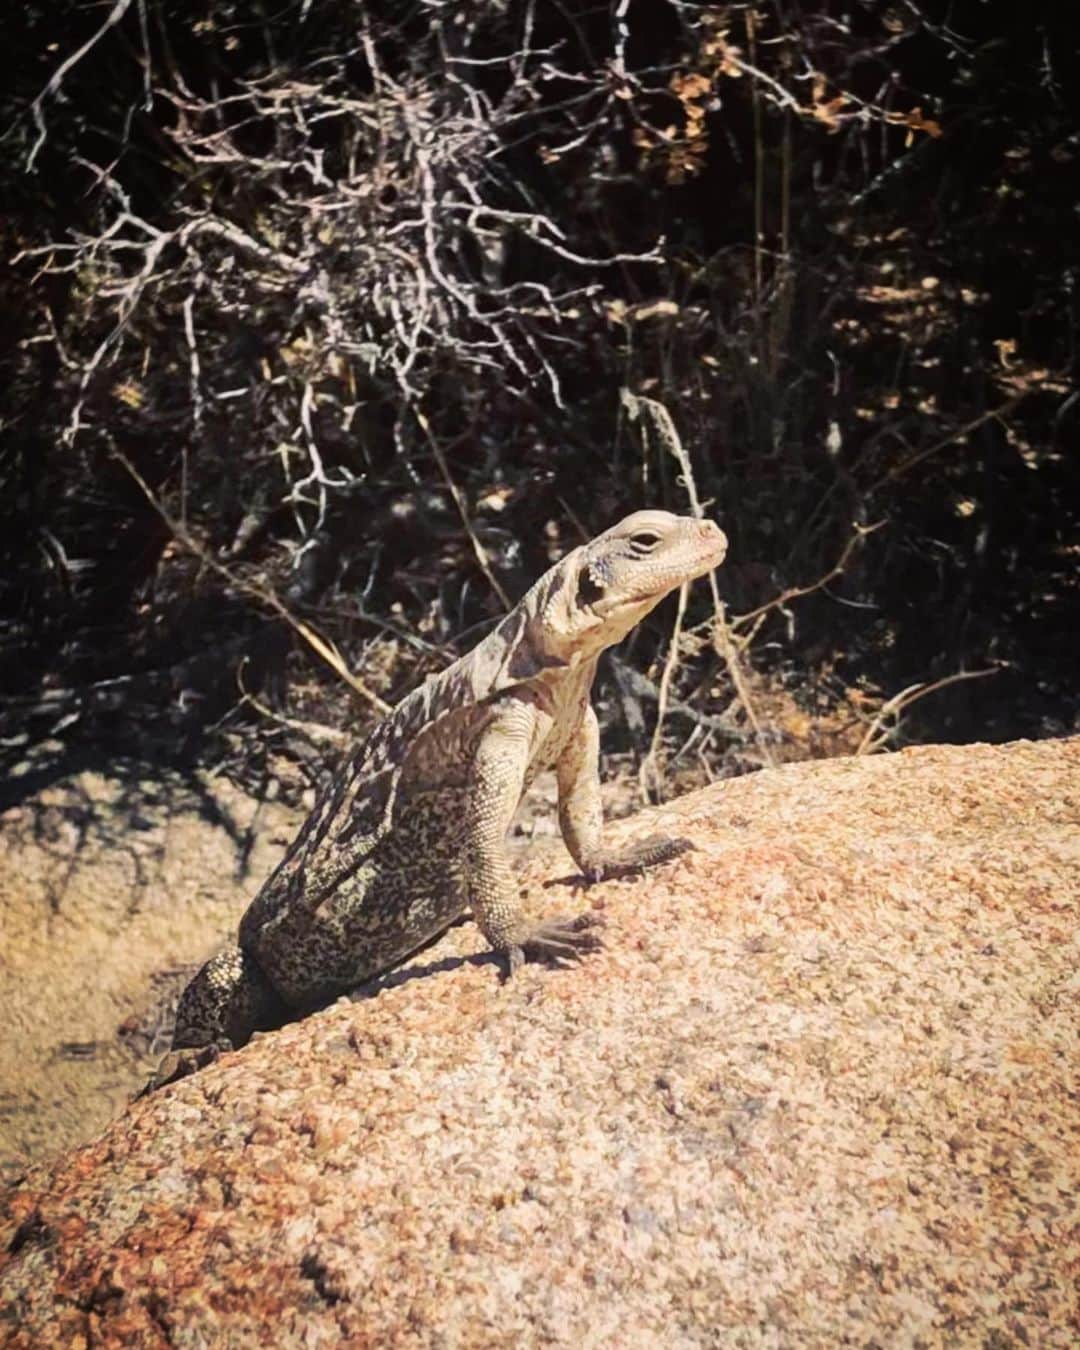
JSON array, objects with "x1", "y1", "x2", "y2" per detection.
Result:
[
  {"x1": 1, "y1": 738, "x2": 1077, "y2": 1347},
  {"x1": 0, "y1": 769, "x2": 301, "y2": 1170}
]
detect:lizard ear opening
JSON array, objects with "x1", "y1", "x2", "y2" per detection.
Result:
[{"x1": 576, "y1": 562, "x2": 606, "y2": 609}]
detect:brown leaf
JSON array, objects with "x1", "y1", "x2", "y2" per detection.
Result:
[{"x1": 812, "y1": 94, "x2": 848, "y2": 131}]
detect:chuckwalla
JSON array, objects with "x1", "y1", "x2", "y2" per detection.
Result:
[{"x1": 156, "y1": 510, "x2": 727, "y2": 1083}]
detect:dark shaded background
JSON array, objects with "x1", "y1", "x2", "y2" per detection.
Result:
[{"x1": 1, "y1": 0, "x2": 1076, "y2": 799}]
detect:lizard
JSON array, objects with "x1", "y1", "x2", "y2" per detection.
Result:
[{"x1": 152, "y1": 510, "x2": 727, "y2": 1086}]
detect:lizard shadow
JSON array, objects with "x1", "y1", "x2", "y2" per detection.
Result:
[
  {"x1": 341, "y1": 915, "x2": 498, "y2": 1004},
  {"x1": 542, "y1": 871, "x2": 594, "y2": 890},
  {"x1": 337, "y1": 879, "x2": 613, "y2": 1008},
  {"x1": 345, "y1": 948, "x2": 497, "y2": 1003},
  {"x1": 339, "y1": 887, "x2": 611, "y2": 1008},
  {"x1": 320, "y1": 865, "x2": 621, "y2": 1014}
]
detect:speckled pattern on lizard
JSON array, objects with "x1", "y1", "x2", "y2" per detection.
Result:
[{"x1": 150, "y1": 511, "x2": 727, "y2": 1088}]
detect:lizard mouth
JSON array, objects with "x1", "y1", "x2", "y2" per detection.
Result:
[{"x1": 688, "y1": 520, "x2": 728, "y2": 574}]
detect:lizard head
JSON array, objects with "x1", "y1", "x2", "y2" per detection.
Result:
[{"x1": 539, "y1": 510, "x2": 728, "y2": 662}]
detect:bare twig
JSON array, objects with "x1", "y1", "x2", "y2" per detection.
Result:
[
  {"x1": 416, "y1": 410, "x2": 512, "y2": 611},
  {"x1": 855, "y1": 666, "x2": 1004, "y2": 755},
  {"x1": 746, "y1": 8, "x2": 765, "y2": 308},
  {"x1": 236, "y1": 661, "x2": 350, "y2": 749},
  {"x1": 639, "y1": 572, "x2": 689, "y2": 802},
  {"x1": 730, "y1": 520, "x2": 885, "y2": 635},
  {"x1": 621, "y1": 390, "x2": 775, "y2": 767},
  {"x1": 867, "y1": 392, "x2": 1030, "y2": 495},
  {"x1": 25, "y1": 0, "x2": 137, "y2": 169},
  {"x1": 111, "y1": 446, "x2": 391, "y2": 714}
]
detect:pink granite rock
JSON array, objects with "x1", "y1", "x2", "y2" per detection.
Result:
[{"x1": 1, "y1": 739, "x2": 1077, "y2": 1346}]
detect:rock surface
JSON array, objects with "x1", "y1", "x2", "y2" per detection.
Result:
[
  {"x1": 0, "y1": 767, "x2": 301, "y2": 1172},
  {"x1": 1, "y1": 738, "x2": 1077, "y2": 1346}
]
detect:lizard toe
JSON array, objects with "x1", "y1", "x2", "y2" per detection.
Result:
[
  {"x1": 135, "y1": 1043, "x2": 225, "y2": 1100},
  {"x1": 522, "y1": 912, "x2": 605, "y2": 963},
  {"x1": 599, "y1": 835, "x2": 694, "y2": 880},
  {"x1": 500, "y1": 912, "x2": 605, "y2": 979}
]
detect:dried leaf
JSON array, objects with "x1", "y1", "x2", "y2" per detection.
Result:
[
  {"x1": 886, "y1": 105, "x2": 943, "y2": 140},
  {"x1": 812, "y1": 93, "x2": 848, "y2": 132},
  {"x1": 671, "y1": 72, "x2": 712, "y2": 101}
]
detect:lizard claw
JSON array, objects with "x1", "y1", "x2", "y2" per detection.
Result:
[
  {"x1": 503, "y1": 912, "x2": 606, "y2": 978},
  {"x1": 134, "y1": 1043, "x2": 223, "y2": 1099}
]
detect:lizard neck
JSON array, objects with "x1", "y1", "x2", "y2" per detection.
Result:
[{"x1": 533, "y1": 653, "x2": 599, "y2": 723}]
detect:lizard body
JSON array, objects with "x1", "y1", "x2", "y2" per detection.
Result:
[{"x1": 161, "y1": 511, "x2": 727, "y2": 1076}]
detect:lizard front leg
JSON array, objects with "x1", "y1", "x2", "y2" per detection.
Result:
[
  {"x1": 557, "y1": 705, "x2": 693, "y2": 882},
  {"x1": 468, "y1": 699, "x2": 604, "y2": 977}
]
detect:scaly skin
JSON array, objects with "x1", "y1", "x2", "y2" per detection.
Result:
[{"x1": 150, "y1": 511, "x2": 727, "y2": 1089}]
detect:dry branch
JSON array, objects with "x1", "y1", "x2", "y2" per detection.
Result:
[
  {"x1": 621, "y1": 390, "x2": 775, "y2": 769},
  {"x1": 111, "y1": 447, "x2": 391, "y2": 715}
]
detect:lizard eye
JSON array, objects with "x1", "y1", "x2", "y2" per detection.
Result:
[{"x1": 629, "y1": 530, "x2": 662, "y2": 553}]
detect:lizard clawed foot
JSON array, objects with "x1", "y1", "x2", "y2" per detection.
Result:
[
  {"x1": 504, "y1": 911, "x2": 606, "y2": 978},
  {"x1": 582, "y1": 835, "x2": 694, "y2": 884},
  {"x1": 134, "y1": 1043, "x2": 224, "y2": 1100}
]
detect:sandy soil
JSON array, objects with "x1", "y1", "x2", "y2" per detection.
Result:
[{"x1": 0, "y1": 761, "x2": 304, "y2": 1178}]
